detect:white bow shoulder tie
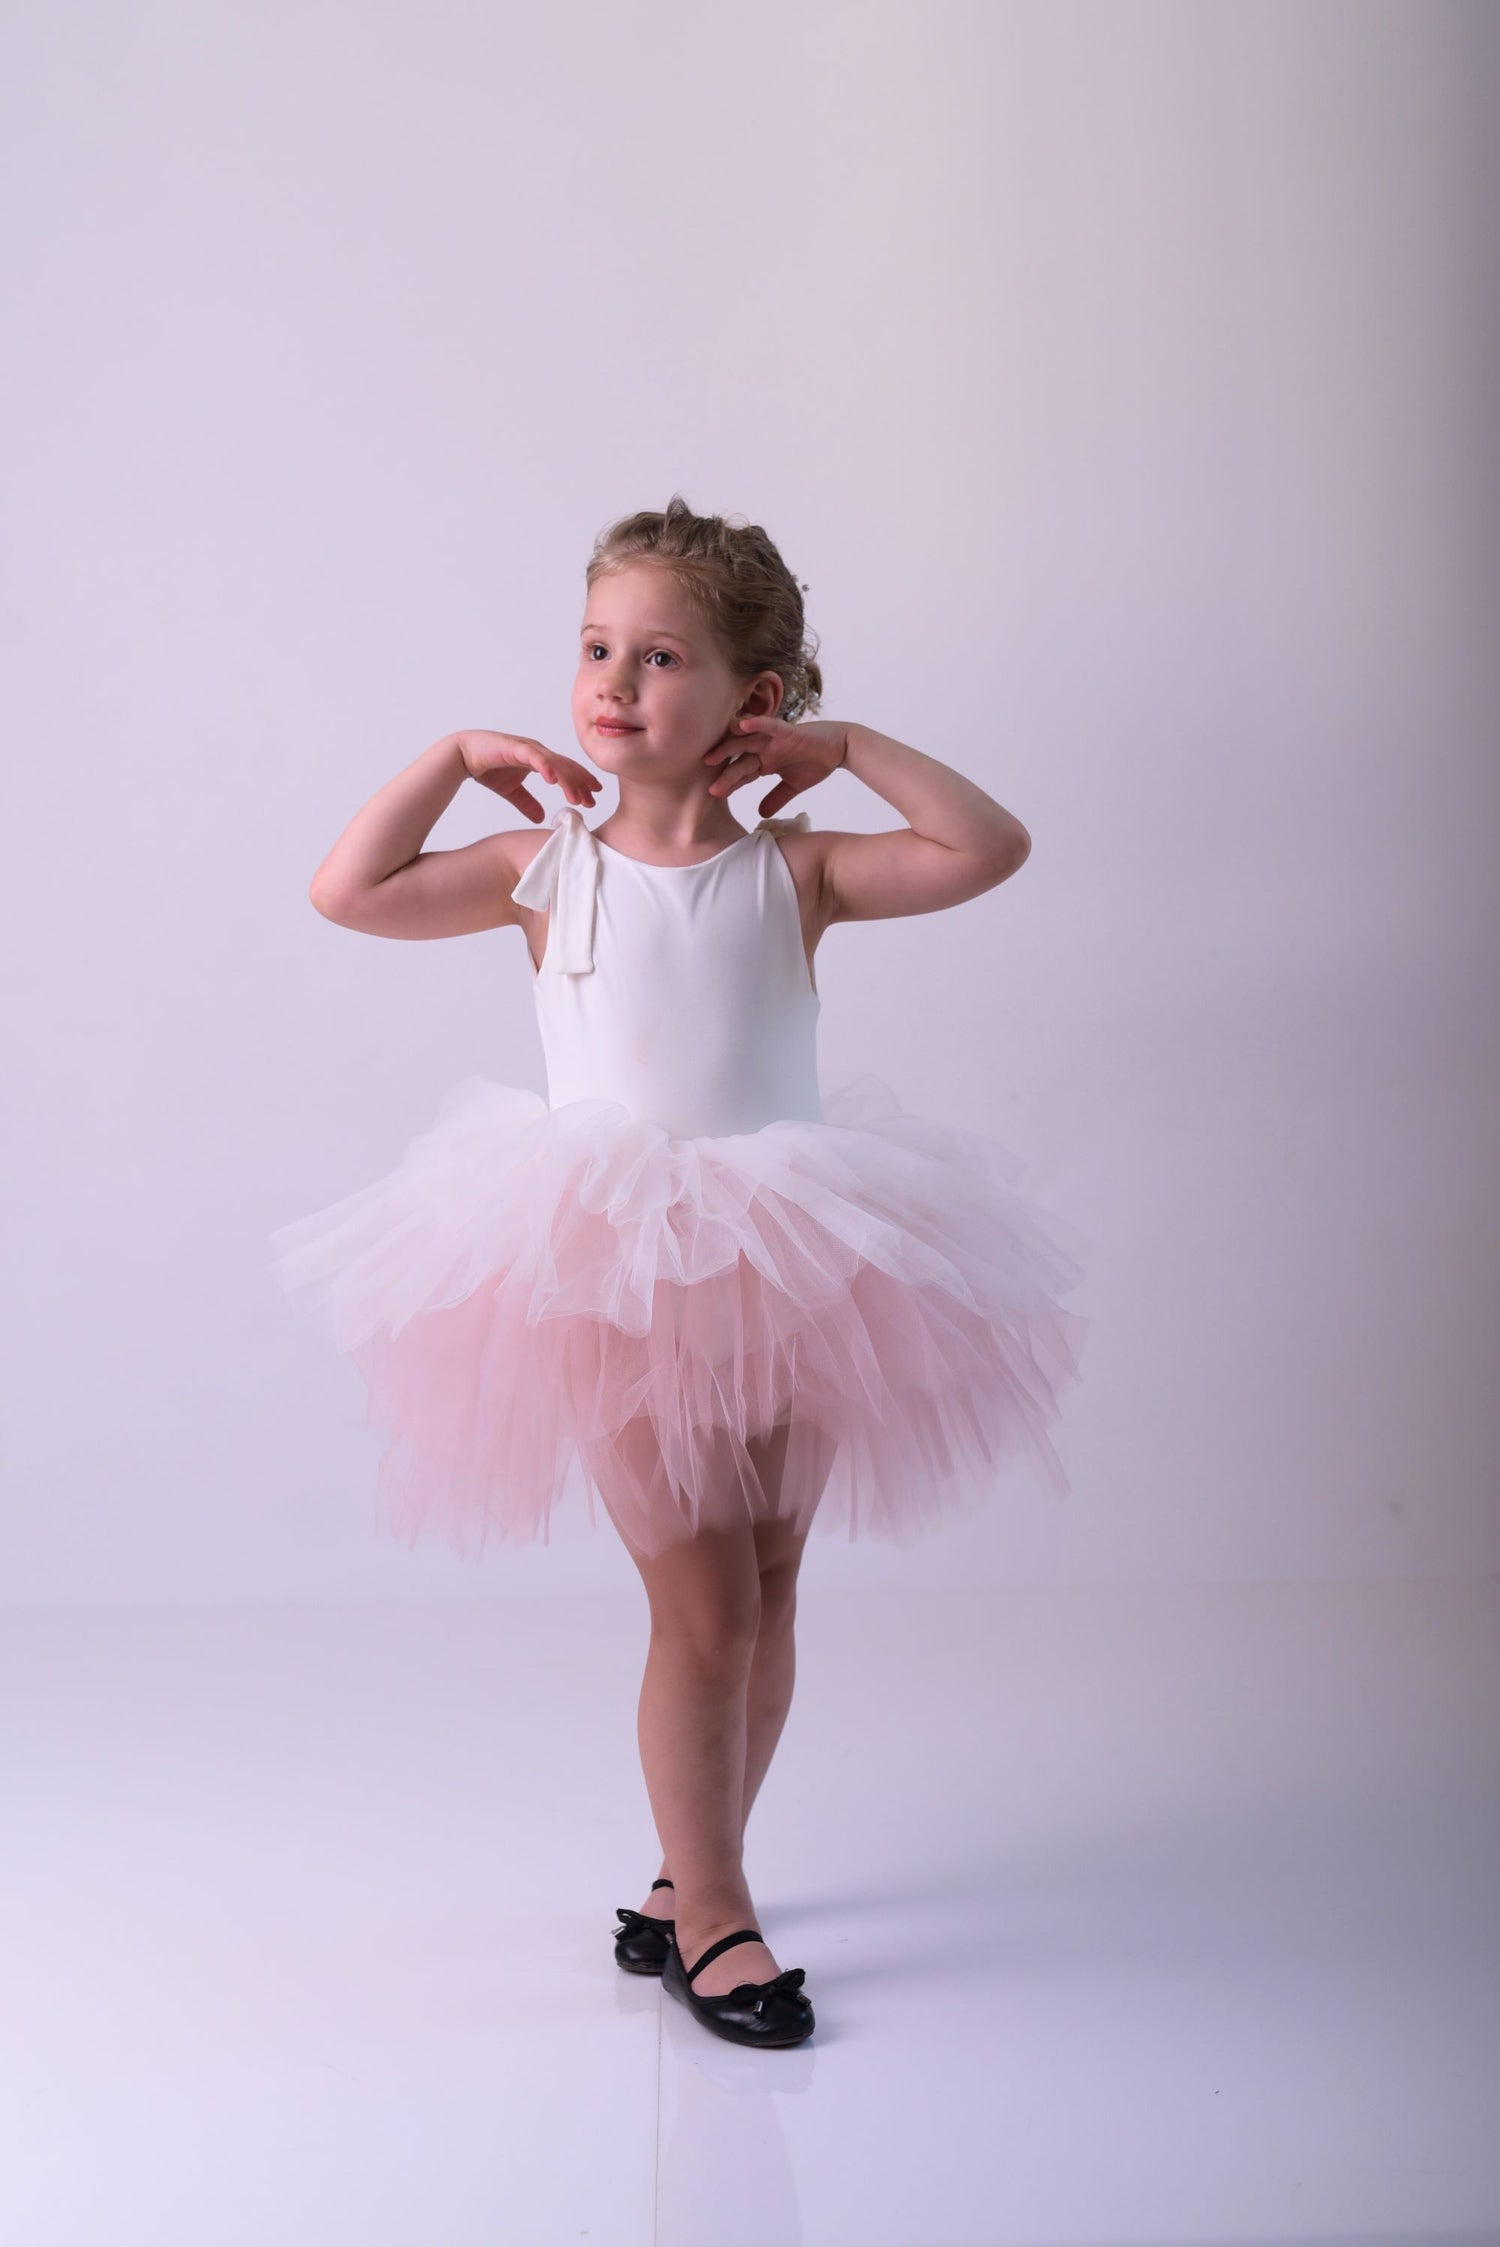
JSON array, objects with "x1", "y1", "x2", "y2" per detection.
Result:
[
  {"x1": 510, "y1": 804, "x2": 812, "y2": 976},
  {"x1": 510, "y1": 807, "x2": 600, "y2": 973}
]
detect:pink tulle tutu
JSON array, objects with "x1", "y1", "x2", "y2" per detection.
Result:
[{"x1": 270, "y1": 1069, "x2": 1088, "y2": 1558}]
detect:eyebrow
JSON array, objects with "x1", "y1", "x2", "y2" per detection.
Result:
[{"x1": 580, "y1": 622, "x2": 693, "y2": 645}]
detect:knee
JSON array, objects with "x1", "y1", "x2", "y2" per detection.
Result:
[
  {"x1": 755, "y1": 1561, "x2": 799, "y2": 1630},
  {"x1": 649, "y1": 1586, "x2": 762, "y2": 1669}
]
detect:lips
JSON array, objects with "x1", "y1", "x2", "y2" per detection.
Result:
[{"x1": 595, "y1": 718, "x2": 640, "y2": 733}]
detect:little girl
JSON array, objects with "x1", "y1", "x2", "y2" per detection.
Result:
[{"x1": 271, "y1": 494, "x2": 1087, "y2": 2049}]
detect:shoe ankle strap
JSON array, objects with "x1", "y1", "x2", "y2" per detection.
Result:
[
  {"x1": 684, "y1": 1927, "x2": 762, "y2": 1983},
  {"x1": 650, "y1": 1877, "x2": 674, "y2": 1892}
]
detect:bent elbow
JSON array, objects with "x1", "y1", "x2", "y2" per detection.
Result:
[
  {"x1": 986, "y1": 827, "x2": 1030, "y2": 885},
  {"x1": 309, "y1": 880, "x2": 350, "y2": 923}
]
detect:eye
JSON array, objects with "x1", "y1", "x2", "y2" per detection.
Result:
[{"x1": 583, "y1": 642, "x2": 678, "y2": 666}]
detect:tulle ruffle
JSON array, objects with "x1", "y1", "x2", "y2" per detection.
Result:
[{"x1": 269, "y1": 1071, "x2": 1088, "y2": 1559}]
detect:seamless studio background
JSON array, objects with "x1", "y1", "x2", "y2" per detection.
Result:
[{"x1": 4, "y1": 1, "x2": 1492, "y2": 1608}]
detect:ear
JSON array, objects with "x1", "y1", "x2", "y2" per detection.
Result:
[{"x1": 739, "y1": 670, "x2": 784, "y2": 725}]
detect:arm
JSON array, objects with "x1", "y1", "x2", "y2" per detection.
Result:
[
  {"x1": 820, "y1": 724, "x2": 1031, "y2": 926},
  {"x1": 308, "y1": 731, "x2": 595, "y2": 940}
]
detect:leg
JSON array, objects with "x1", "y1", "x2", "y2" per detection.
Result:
[
  {"x1": 586, "y1": 1416, "x2": 785, "y2": 1997},
  {"x1": 644, "y1": 1415, "x2": 834, "y2": 1879},
  {"x1": 623, "y1": 1514, "x2": 788, "y2": 1996},
  {"x1": 631, "y1": 1518, "x2": 805, "y2": 1902},
  {"x1": 740, "y1": 1415, "x2": 836, "y2": 1832}
]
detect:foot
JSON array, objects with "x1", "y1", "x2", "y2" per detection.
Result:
[{"x1": 673, "y1": 1915, "x2": 782, "y2": 1997}]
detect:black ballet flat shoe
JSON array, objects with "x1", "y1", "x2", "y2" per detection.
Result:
[
  {"x1": 661, "y1": 1926, "x2": 815, "y2": 2047},
  {"x1": 612, "y1": 1878, "x2": 676, "y2": 1974}
]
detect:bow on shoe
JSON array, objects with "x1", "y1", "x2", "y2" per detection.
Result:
[
  {"x1": 613, "y1": 1905, "x2": 662, "y2": 1935},
  {"x1": 746, "y1": 1966, "x2": 809, "y2": 2019}
]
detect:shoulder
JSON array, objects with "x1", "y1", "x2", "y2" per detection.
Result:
[
  {"x1": 757, "y1": 818, "x2": 824, "y2": 877},
  {"x1": 478, "y1": 821, "x2": 562, "y2": 932},
  {"x1": 495, "y1": 822, "x2": 556, "y2": 875}
]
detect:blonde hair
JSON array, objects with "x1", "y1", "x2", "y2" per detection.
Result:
[{"x1": 585, "y1": 493, "x2": 824, "y2": 722}]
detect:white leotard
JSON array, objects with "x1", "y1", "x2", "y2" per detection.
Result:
[{"x1": 511, "y1": 807, "x2": 824, "y2": 1140}]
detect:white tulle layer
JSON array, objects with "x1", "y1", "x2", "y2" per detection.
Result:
[{"x1": 269, "y1": 1071, "x2": 1089, "y2": 1559}]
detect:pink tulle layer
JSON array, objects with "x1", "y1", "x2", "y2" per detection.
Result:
[{"x1": 270, "y1": 1071, "x2": 1089, "y2": 1559}]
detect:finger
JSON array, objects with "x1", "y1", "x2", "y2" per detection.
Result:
[{"x1": 710, "y1": 751, "x2": 758, "y2": 789}]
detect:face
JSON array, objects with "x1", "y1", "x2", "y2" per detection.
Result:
[{"x1": 571, "y1": 563, "x2": 782, "y2": 780}]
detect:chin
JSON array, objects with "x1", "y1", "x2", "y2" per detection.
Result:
[{"x1": 594, "y1": 738, "x2": 666, "y2": 770}]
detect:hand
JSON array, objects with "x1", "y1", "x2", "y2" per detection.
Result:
[
  {"x1": 457, "y1": 731, "x2": 601, "y2": 822},
  {"x1": 702, "y1": 715, "x2": 849, "y2": 817}
]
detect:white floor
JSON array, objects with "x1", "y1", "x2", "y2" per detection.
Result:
[{"x1": 3, "y1": 1578, "x2": 1498, "y2": 2247}]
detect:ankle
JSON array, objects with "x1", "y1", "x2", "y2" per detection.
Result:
[{"x1": 676, "y1": 1897, "x2": 757, "y2": 1941}]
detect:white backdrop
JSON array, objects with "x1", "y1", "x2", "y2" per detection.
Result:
[{"x1": 3, "y1": 0, "x2": 1493, "y2": 1606}]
